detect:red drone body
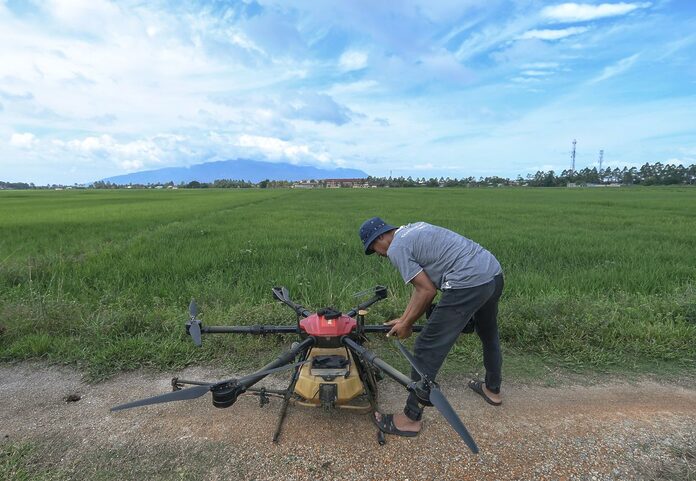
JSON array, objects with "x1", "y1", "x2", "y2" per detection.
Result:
[{"x1": 299, "y1": 312, "x2": 356, "y2": 337}]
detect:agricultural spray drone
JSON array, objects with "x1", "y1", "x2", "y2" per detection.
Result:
[{"x1": 111, "y1": 286, "x2": 479, "y2": 452}]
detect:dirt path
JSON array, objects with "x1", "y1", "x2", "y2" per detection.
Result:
[{"x1": 1, "y1": 363, "x2": 694, "y2": 481}]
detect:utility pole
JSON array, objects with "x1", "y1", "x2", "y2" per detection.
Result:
[
  {"x1": 599, "y1": 150, "x2": 604, "y2": 171},
  {"x1": 570, "y1": 139, "x2": 577, "y2": 174}
]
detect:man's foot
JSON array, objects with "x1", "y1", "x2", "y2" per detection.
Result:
[
  {"x1": 468, "y1": 379, "x2": 502, "y2": 406},
  {"x1": 372, "y1": 412, "x2": 422, "y2": 437}
]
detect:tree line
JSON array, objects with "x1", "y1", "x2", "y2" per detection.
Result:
[
  {"x1": 2, "y1": 162, "x2": 694, "y2": 190},
  {"x1": 368, "y1": 162, "x2": 695, "y2": 187},
  {"x1": 524, "y1": 162, "x2": 696, "y2": 187}
]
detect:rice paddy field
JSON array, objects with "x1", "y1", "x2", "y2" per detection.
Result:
[{"x1": 1, "y1": 187, "x2": 694, "y2": 381}]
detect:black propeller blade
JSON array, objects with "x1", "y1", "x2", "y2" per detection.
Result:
[
  {"x1": 110, "y1": 360, "x2": 308, "y2": 412},
  {"x1": 394, "y1": 341, "x2": 479, "y2": 454},
  {"x1": 188, "y1": 299, "x2": 199, "y2": 318},
  {"x1": 429, "y1": 387, "x2": 479, "y2": 454},
  {"x1": 187, "y1": 299, "x2": 202, "y2": 347},
  {"x1": 234, "y1": 360, "x2": 309, "y2": 385},
  {"x1": 395, "y1": 340, "x2": 426, "y2": 379},
  {"x1": 111, "y1": 384, "x2": 211, "y2": 412}
]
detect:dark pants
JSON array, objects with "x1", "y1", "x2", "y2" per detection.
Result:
[{"x1": 404, "y1": 274, "x2": 504, "y2": 421}]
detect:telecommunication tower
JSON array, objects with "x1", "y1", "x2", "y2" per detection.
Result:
[
  {"x1": 570, "y1": 139, "x2": 577, "y2": 173},
  {"x1": 599, "y1": 150, "x2": 604, "y2": 171}
]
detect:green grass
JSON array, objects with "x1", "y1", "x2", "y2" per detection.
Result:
[
  {"x1": 1, "y1": 187, "x2": 695, "y2": 380},
  {"x1": 1, "y1": 442, "x2": 56, "y2": 481}
]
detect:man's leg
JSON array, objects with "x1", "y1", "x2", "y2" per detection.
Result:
[
  {"x1": 472, "y1": 274, "x2": 504, "y2": 396},
  {"x1": 402, "y1": 279, "x2": 497, "y2": 422}
]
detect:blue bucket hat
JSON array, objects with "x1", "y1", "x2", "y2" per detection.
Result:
[{"x1": 359, "y1": 217, "x2": 396, "y2": 255}]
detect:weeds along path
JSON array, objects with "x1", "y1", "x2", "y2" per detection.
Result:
[{"x1": 1, "y1": 363, "x2": 694, "y2": 481}]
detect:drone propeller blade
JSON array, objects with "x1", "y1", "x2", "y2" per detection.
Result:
[
  {"x1": 187, "y1": 299, "x2": 202, "y2": 346},
  {"x1": 112, "y1": 360, "x2": 308, "y2": 413},
  {"x1": 352, "y1": 287, "x2": 374, "y2": 298},
  {"x1": 110, "y1": 384, "x2": 211, "y2": 412},
  {"x1": 395, "y1": 340, "x2": 426, "y2": 379},
  {"x1": 223, "y1": 360, "x2": 309, "y2": 387},
  {"x1": 189, "y1": 320, "x2": 202, "y2": 347},
  {"x1": 189, "y1": 299, "x2": 199, "y2": 318},
  {"x1": 393, "y1": 340, "x2": 479, "y2": 453},
  {"x1": 429, "y1": 386, "x2": 479, "y2": 454}
]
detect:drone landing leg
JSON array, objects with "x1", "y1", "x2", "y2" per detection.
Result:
[
  {"x1": 272, "y1": 346, "x2": 309, "y2": 443},
  {"x1": 353, "y1": 354, "x2": 387, "y2": 446},
  {"x1": 273, "y1": 396, "x2": 291, "y2": 443}
]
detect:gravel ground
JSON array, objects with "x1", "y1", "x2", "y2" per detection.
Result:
[{"x1": 1, "y1": 363, "x2": 694, "y2": 481}]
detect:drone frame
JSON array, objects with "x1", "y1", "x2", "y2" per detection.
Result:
[{"x1": 111, "y1": 285, "x2": 479, "y2": 453}]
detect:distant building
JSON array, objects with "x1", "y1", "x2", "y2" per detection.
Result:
[
  {"x1": 292, "y1": 180, "x2": 318, "y2": 189},
  {"x1": 321, "y1": 178, "x2": 370, "y2": 188}
]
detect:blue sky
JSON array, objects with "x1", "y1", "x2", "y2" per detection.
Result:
[{"x1": 1, "y1": 0, "x2": 695, "y2": 184}]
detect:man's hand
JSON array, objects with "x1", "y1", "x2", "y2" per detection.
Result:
[{"x1": 384, "y1": 318, "x2": 413, "y2": 339}]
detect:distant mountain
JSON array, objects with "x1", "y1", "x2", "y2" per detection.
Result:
[{"x1": 100, "y1": 159, "x2": 369, "y2": 185}]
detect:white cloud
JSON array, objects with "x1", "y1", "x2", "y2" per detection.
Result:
[
  {"x1": 522, "y1": 70, "x2": 553, "y2": 76},
  {"x1": 9, "y1": 132, "x2": 37, "y2": 148},
  {"x1": 236, "y1": 134, "x2": 330, "y2": 163},
  {"x1": 511, "y1": 76, "x2": 541, "y2": 84},
  {"x1": 328, "y1": 80, "x2": 380, "y2": 95},
  {"x1": 119, "y1": 159, "x2": 144, "y2": 170},
  {"x1": 339, "y1": 50, "x2": 368, "y2": 71},
  {"x1": 519, "y1": 27, "x2": 588, "y2": 40},
  {"x1": 65, "y1": 134, "x2": 115, "y2": 152},
  {"x1": 43, "y1": 0, "x2": 124, "y2": 36},
  {"x1": 590, "y1": 53, "x2": 640, "y2": 83},
  {"x1": 413, "y1": 162, "x2": 434, "y2": 170},
  {"x1": 522, "y1": 62, "x2": 561, "y2": 69},
  {"x1": 51, "y1": 133, "x2": 190, "y2": 170},
  {"x1": 230, "y1": 32, "x2": 266, "y2": 56},
  {"x1": 542, "y1": 2, "x2": 651, "y2": 23},
  {"x1": 455, "y1": 15, "x2": 538, "y2": 61}
]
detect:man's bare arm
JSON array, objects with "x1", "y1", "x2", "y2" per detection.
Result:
[
  {"x1": 385, "y1": 271, "x2": 437, "y2": 338},
  {"x1": 401, "y1": 271, "x2": 437, "y2": 325}
]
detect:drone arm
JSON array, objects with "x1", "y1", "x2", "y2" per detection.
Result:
[
  {"x1": 235, "y1": 337, "x2": 315, "y2": 389},
  {"x1": 201, "y1": 325, "x2": 300, "y2": 335},
  {"x1": 345, "y1": 296, "x2": 383, "y2": 318},
  {"x1": 362, "y1": 324, "x2": 424, "y2": 333},
  {"x1": 272, "y1": 286, "x2": 312, "y2": 318},
  {"x1": 345, "y1": 286, "x2": 388, "y2": 318},
  {"x1": 342, "y1": 337, "x2": 413, "y2": 389}
]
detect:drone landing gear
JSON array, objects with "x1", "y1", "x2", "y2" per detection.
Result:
[
  {"x1": 273, "y1": 396, "x2": 291, "y2": 443},
  {"x1": 273, "y1": 351, "x2": 306, "y2": 443},
  {"x1": 377, "y1": 426, "x2": 386, "y2": 445},
  {"x1": 353, "y1": 358, "x2": 386, "y2": 445}
]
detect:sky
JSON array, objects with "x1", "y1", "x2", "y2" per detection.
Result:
[{"x1": 1, "y1": 0, "x2": 695, "y2": 185}]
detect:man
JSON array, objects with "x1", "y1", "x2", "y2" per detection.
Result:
[{"x1": 359, "y1": 217, "x2": 504, "y2": 437}]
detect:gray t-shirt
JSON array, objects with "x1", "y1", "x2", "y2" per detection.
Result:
[{"x1": 387, "y1": 222, "x2": 502, "y2": 290}]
